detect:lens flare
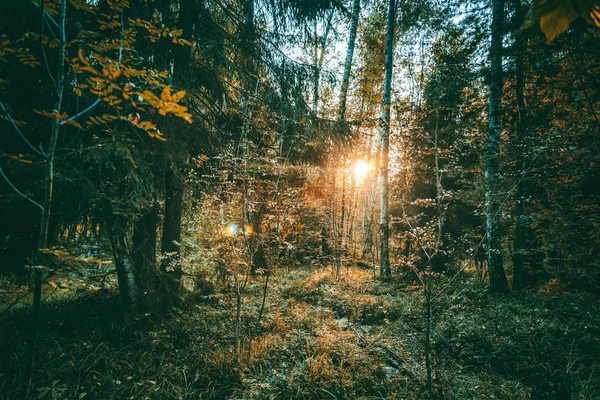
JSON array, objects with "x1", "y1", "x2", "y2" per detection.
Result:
[
  {"x1": 353, "y1": 160, "x2": 371, "y2": 183},
  {"x1": 225, "y1": 223, "x2": 238, "y2": 236}
]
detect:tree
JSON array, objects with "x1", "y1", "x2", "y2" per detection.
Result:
[
  {"x1": 338, "y1": 0, "x2": 361, "y2": 121},
  {"x1": 485, "y1": 0, "x2": 510, "y2": 292},
  {"x1": 512, "y1": 0, "x2": 529, "y2": 290},
  {"x1": 379, "y1": 0, "x2": 396, "y2": 277}
]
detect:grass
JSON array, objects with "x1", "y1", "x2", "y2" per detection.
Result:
[{"x1": 1, "y1": 264, "x2": 599, "y2": 399}]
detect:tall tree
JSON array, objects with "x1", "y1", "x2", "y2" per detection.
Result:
[
  {"x1": 379, "y1": 0, "x2": 396, "y2": 277},
  {"x1": 338, "y1": 0, "x2": 361, "y2": 121},
  {"x1": 485, "y1": 0, "x2": 509, "y2": 292},
  {"x1": 512, "y1": 0, "x2": 528, "y2": 290}
]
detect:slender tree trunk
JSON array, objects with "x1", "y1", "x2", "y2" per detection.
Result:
[
  {"x1": 23, "y1": 268, "x2": 42, "y2": 400},
  {"x1": 363, "y1": 212, "x2": 373, "y2": 259},
  {"x1": 132, "y1": 201, "x2": 158, "y2": 297},
  {"x1": 340, "y1": 173, "x2": 346, "y2": 250},
  {"x1": 424, "y1": 259, "x2": 433, "y2": 389},
  {"x1": 338, "y1": 0, "x2": 361, "y2": 121},
  {"x1": 312, "y1": 19, "x2": 320, "y2": 113},
  {"x1": 25, "y1": 2, "x2": 67, "y2": 397},
  {"x1": 312, "y1": 10, "x2": 334, "y2": 114},
  {"x1": 234, "y1": 286, "x2": 242, "y2": 364},
  {"x1": 248, "y1": 205, "x2": 268, "y2": 275},
  {"x1": 379, "y1": 0, "x2": 396, "y2": 277},
  {"x1": 110, "y1": 232, "x2": 137, "y2": 317},
  {"x1": 161, "y1": 163, "x2": 184, "y2": 300},
  {"x1": 485, "y1": 0, "x2": 509, "y2": 292},
  {"x1": 512, "y1": 0, "x2": 528, "y2": 290}
]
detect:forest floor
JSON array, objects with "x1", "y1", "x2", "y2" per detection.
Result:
[{"x1": 1, "y1": 263, "x2": 599, "y2": 399}]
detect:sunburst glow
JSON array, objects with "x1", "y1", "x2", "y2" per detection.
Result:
[{"x1": 353, "y1": 160, "x2": 372, "y2": 184}]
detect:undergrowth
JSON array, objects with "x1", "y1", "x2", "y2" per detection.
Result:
[{"x1": 1, "y1": 265, "x2": 599, "y2": 399}]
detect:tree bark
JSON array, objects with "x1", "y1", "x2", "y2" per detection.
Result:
[
  {"x1": 132, "y1": 201, "x2": 158, "y2": 297},
  {"x1": 379, "y1": 0, "x2": 396, "y2": 277},
  {"x1": 512, "y1": 0, "x2": 528, "y2": 290},
  {"x1": 25, "y1": 1, "x2": 67, "y2": 396},
  {"x1": 161, "y1": 163, "x2": 184, "y2": 300},
  {"x1": 110, "y1": 232, "x2": 137, "y2": 317},
  {"x1": 248, "y1": 206, "x2": 268, "y2": 275},
  {"x1": 338, "y1": 0, "x2": 361, "y2": 121},
  {"x1": 312, "y1": 10, "x2": 334, "y2": 114},
  {"x1": 485, "y1": 0, "x2": 509, "y2": 292}
]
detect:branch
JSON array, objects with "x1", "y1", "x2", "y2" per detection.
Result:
[
  {"x1": 60, "y1": 99, "x2": 101, "y2": 125},
  {"x1": 0, "y1": 167, "x2": 43, "y2": 210},
  {"x1": 432, "y1": 149, "x2": 544, "y2": 303},
  {"x1": 29, "y1": 0, "x2": 60, "y2": 30},
  {"x1": 0, "y1": 287, "x2": 35, "y2": 320},
  {"x1": 0, "y1": 100, "x2": 47, "y2": 158},
  {"x1": 61, "y1": 4, "x2": 125, "y2": 125}
]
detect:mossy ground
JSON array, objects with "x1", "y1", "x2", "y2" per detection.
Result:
[{"x1": 1, "y1": 266, "x2": 599, "y2": 399}]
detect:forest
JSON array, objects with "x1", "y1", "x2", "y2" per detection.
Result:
[{"x1": 1, "y1": 0, "x2": 600, "y2": 398}]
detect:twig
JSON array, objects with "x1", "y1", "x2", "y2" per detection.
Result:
[
  {"x1": 0, "y1": 167, "x2": 44, "y2": 210},
  {"x1": 60, "y1": 99, "x2": 101, "y2": 125},
  {"x1": 0, "y1": 287, "x2": 35, "y2": 320},
  {"x1": 432, "y1": 148, "x2": 544, "y2": 303},
  {"x1": 29, "y1": 0, "x2": 60, "y2": 30},
  {"x1": 0, "y1": 100, "x2": 47, "y2": 158},
  {"x1": 39, "y1": 0, "x2": 58, "y2": 91}
]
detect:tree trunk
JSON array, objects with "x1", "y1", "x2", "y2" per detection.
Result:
[
  {"x1": 338, "y1": 0, "x2": 361, "y2": 121},
  {"x1": 313, "y1": 19, "x2": 320, "y2": 114},
  {"x1": 485, "y1": 0, "x2": 509, "y2": 292},
  {"x1": 312, "y1": 10, "x2": 334, "y2": 114},
  {"x1": 512, "y1": 0, "x2": 528, "y2": 290},
  {"x1": 161, "y1": 163, "x2": 184, "y2": 300},
  {"x1": 110, "y1": 232, "x2": 137, "y2": 317},
  {"x1": 132, "y1": 201, "x2": 158, "y2": 297},
  {"x1": 23, "y1": 268, "x2": 42, "y2": 400},
  {"x1": 248, "y1": 206, "x2": 268, "y2": 275},
  {"x1": 379, "y1": 0, "x2": 396, "y2": 277},
  {"x1": 25, "y1": 1, "x2": 67, "y2": 396}
]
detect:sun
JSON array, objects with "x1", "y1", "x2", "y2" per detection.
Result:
[{"x1": 353, "y1": 160, "x2": 372, "y2": 184}]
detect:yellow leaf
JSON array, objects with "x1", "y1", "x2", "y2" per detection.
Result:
[
  {"x1": 171, "y1": 90, "x2": 186, "y2": 102},
  {"x1": 161, "y1": 86, "x2": 172, "y2": 101}
]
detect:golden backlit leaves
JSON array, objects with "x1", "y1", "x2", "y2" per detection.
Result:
[
  {"x1": 524, "y1": 0, "x2": 600, "y2": 42},
  {"x1": 34, "y1": 110, "x2": 83, "y2": 128},
  {"x1": 17, "y1": 53, "x2": 41, "y2": 68},
  {"x1": 141, "y1": 87, "x2": 192, "y2": 123},
  {"x1": 2, "y1": 0, "x2": 192, "y2": 143},
  {"x1": 129, "y1": 18, "x2": 192, "y2": 45},
  {"x1": 0, "y1": 39, "x2": 15, "y2": 63},
  {"x1": 125, "y1": 114, "x2": 165, "y2": 141}
]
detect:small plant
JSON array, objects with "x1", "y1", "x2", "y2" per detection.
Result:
[{"x1": 36, "y1": 380, "x2": 66, "y2": 400}]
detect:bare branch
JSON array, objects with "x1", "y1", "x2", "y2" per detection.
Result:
[
  {"x1": 0, "y1": 167, "x2": 44, "y2": 210},
  {"x1": 60, "y1": 99, "x2": 101, "y2": 125},
  {"x1": 0, "y1": 100, "x2": 47, "y2": 158}
]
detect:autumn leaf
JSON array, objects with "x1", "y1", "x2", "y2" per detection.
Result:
[
  {"x1": 524, "y1": 0, "x2": 600, "y2": 42},
  {"x1": 160, "y1": 86, "x2": 172, "y2": 101},
  {"x1": 171, "y1": 90, "x2": 186, "y2": 102}
]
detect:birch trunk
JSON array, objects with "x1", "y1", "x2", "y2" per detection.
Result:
[
  {"x1": 379, "y1": 0, "x2": 396, "y2": 277},
  {"x1": 338, "y1": 0, "x2": 361, "y2": 121}
]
